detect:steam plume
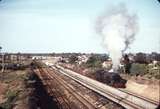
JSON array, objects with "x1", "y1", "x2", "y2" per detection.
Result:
[{"x1": 96, "y1": 4, "x2": 138, "y2": 71}]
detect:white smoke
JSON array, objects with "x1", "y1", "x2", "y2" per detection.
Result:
[{"x1": 96, "y1": 4, "x2": 138, "y2": 71}]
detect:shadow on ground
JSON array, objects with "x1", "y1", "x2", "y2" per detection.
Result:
[{"x1": 27, "y1": 69, "x2": 59, "y2": 109}]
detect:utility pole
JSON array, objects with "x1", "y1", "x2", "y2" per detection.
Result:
[
  {"x1": 0, "y1": 47, "x2": 4, "y2": 73},
  {"x1": 2, "y1": 53, "x2": 4, "y2": 73},
  {"x1": 0, "y1": 46, "x2": 5, "y2": 81},
  {"x1": 0, "y1": 46, "x2": 1, "y2": 80},
  {"x1": 0, "y1": 46, "x2": 2, "y2": 72}
]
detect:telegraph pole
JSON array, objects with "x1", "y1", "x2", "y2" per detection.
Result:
[
  {"x1": 0, "y1": 46, "x2": 4, "y2": 73},
  {"x1": 2, "y1": 53, "x2": 4, "y2": 73},
  {"x1": 0, "y1": 46, "x2": 2, "y2": 72},
  {"x1": 0, "y1": 47, "x2": 4, "y2": 83}
]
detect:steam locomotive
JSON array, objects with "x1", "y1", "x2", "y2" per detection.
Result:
[{"x1": 95, "y1": 69, "x2": 127, "y2": 88}]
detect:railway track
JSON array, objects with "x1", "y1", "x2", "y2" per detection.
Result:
[
  {"x1": 36, "y1": 68, "x2": 71, "y2": 109},
  {"x1": 52, "y1": 64, "x2": 159, "y2": 109},
  {"x1": 118, "y1": 89, "x2": 159, "y2": 106},
  {"x1": 36, "y1": 66, "x2": 102, "y2": 109},
  {"x1": 45, "y1": 68, "x2": 98, "y2": 109}
]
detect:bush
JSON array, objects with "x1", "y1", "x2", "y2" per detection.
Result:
[
  {"x1": 130, "y1": 63, "x2": 160, "y2": 79},
  {"x1": 148, "y1": 64, "x2": 160, "y2": 79},
  {"x1": 85, "y1": 55, "x2": 102, "y2": 68},
  {"x1": 130, "y1": 63, "x2": 148, "y2": 76},
  {"x1": 0, "y1": 90, "x2": 19, "y2": 109}
]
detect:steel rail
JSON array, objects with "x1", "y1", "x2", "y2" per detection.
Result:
[
  {"x1": 45, "y1": 68, "x2": 98, "y2": 109},
  {"x1": 36, "y1": 68, "x2": 72, "y2": 109},
  {"x1": 52, "y1": 65, "x2": 159, "y2": 109}
]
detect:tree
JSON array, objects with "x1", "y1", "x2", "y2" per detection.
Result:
[
  {"x1": 0, "y1": 46, "x2": 2, "y2": 54},
  {"x1": 123, "y1": 54, "x2": 131, "y2": 74},
  {"x1": 130, "y1": 63, "x2": 148, "y2": 76},
  {"x1": 134, "y1": 53, "x2": 147, "y2": 64},
  {"x1": 85, "y1": 55, "x2": 102, "y2": 68},
  {"x1": 151, "y1": 52, "x2": 160, "y2": 61}
]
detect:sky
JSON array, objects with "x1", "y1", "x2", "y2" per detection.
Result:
[{"x1": 0, "y1": 0, "x2": 160, "y2": 53}]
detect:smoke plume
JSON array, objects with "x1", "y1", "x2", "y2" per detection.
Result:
[{"x1": 96, "y1": 4, "x2": 138, "y2": 71}]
